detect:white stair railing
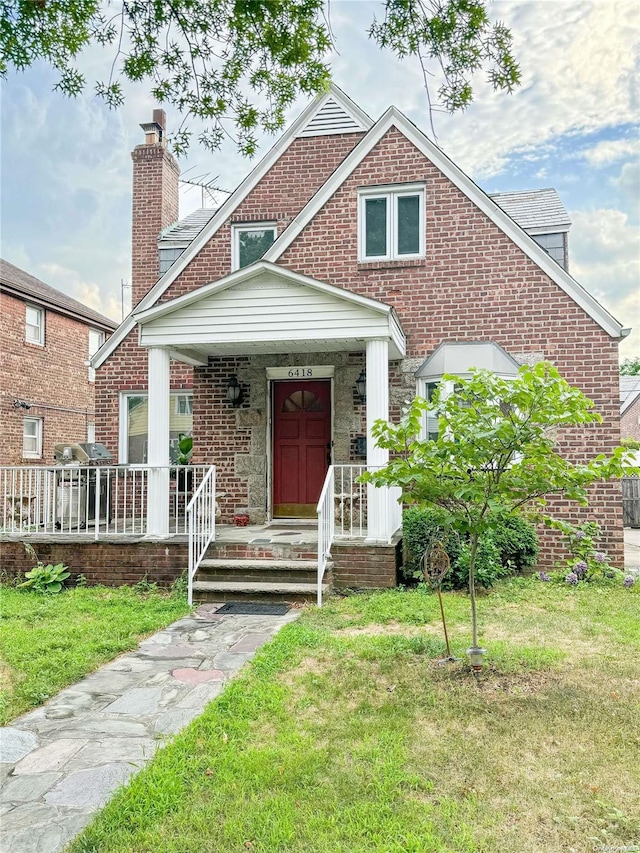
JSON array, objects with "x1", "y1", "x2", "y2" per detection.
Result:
[
  {"x1": 186, "y1": 466, "x2": 217, "y2": 606},
  {"x1": 316, "y1": 465, "x2": 335, "y2": 607}
]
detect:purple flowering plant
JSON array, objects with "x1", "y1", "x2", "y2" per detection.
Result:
[{"x1": 546, "y1": 520, "x2": 629, "y2": 586}]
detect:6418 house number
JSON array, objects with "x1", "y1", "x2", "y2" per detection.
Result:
[{"x1": 287, "y1": 368, "x2": 314, "y2": 377}]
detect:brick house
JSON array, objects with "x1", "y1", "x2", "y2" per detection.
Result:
[
  {"x1": 620, "y1": 376, "x2": 640, "y2": 442},
  {"x1": 1, "y1": 259, "x2": 116, "y2": 465},
  {"x1": 89, "y1": 86, "x2": 627, "y2": 591}
]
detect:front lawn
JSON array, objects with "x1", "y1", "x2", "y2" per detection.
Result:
[
  {"x1": 0, "y1": 584, "x2": 190, "y2": 724},
  {"x1": 69, "y1": 579, "x2": 639, "y2": 853}
]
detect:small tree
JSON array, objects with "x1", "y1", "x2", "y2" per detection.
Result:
[{"x1": 364, "y1": 362, "x2": 637, "y2": 667}]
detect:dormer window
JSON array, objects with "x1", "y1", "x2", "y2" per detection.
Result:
[
  {"x1": 159, "y1": 246, "x2": 187, "y2": 276},
  {"x1": 358, "y1": 184, "x2": 425, "y2": 262},
  {"x1": 232, "y1": 223, "x2": 277, "y2": 271},
  {"x1": 531, "y1": 232, "x2": 567, "y2": 269}
]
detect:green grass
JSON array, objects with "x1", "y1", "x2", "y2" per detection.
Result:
[
  {"x1": 0, "y1": 583, "x2": 189, "y2": 724},
  {"x1": 68, "y1": 578, "x2": 640, "y2": 853}
]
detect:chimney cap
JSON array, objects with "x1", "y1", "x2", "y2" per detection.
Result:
[{"x1": 140, "y1": 120, "x2": 162, "y2": 135}]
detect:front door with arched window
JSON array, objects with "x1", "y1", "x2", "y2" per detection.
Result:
[{"x1": 272, "y1": 380, "x2": 331, "y2": 517}]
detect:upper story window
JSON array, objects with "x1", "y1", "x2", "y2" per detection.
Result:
[
  {"x1": 232, "y1": 223, "x2": 276, "y2": 271},
  {"x1": 25, "y1": 304, "x2": 44, "y2": 345},
  {"x1": 532, "y1": 232, "x2": 566, "y2": 269},
  {"x1": 88, "y1": 328, "x2": 105, "y2": 382},
  {"x1": 23, "y1": 417, "x2": 43, "y2": 458},
  {"x1": 158, "y1": 246, "x2": 186, "y2": 276},
  {"x1": 358, "y1": 184, "x2": 425, "y2": 262}
]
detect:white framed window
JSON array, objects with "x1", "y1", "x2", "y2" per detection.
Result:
[
  {"x1": 88, "y1": 328, "x2": 105, "y2": 382},
  {"x1": 23, "y1": 417, "x2": 43, "y2": 458},
  {"x1": 87, "y1": 423, "x2": 96, "y2": 443},
  {"x1": 158, "y1": 246, "x2": 187, "y2": 276},
  {"x1": 174, "y1": 394, "x2": 193, "y2": 415},
  {"x1": 358, "y1": 183, "x2": 425, "y2": 262},
  {"x1": 25, "y1": 304, "x2": 44, "y2": 345},
  {"x1": 231, "y1": 223, "x2": 277, "y2": 271},
  {"x1": 119, "y1": 392, "x2": 194, "y2": 463}
]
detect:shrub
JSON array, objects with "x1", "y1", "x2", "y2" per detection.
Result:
[
  {"x1": 402, "y1": 507, "x2": 539, "y2": 590},
  {"x1": 490, "y1": 513, "x2": 539, "y2": 573},
  {"x1": 19, "y1": 562, "x2": 70, "y2": 594}
]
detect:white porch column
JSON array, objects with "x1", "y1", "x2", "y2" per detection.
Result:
[
  {"x1": 146, "y1": 346, "x2": 170, "y2": 537},
  {"x1": 366, "y1": 339, "x2": 389, "y2": 541}
]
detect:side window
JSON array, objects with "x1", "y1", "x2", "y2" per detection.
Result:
[
  {"x1": 88, "y1": 328, "x2": 105, "y2": 381},
  {"x1": 25, "y1": 305, "x2": 44, "y2": 345},
  {"x1": 424, "y1": 381, "x2": 440, "y2": 441},
  {"x1": 359, "y1": 184, "x2": 425, "y2": 262},
  {"x1": 23, "y1": 417, "x2": 43, "y2": 458},
  {"x1": 120, "y1": 393, "x2": 194, "y2": 463},
  {"x1": 158, "y1": 246, "x2": 186, "y2": 276},
  {"x1": 232, "y1": 224, "x2": 277, "y2": 270}
]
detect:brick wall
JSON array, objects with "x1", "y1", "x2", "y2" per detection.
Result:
[
  {"x1": 97, "y1": 124, "x2": 624, "y2": 568},
  {"x1": 331, "y1": 536, "x2": 402, "y2": 589},
  {"x1": 621, "y1": 397, "x2": 640, "y2": 441},
  {"x1": 0, "y1": 539, "x2": 187, "y2": 587},
  {"x1": 1, "y1": 291, "x2": 102, "y2": 465}
]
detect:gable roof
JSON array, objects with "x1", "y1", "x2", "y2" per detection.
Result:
[
  {"x1": 620, "y1": 375, "x2": 640, "y2": 415},
  {"x1": 94, "y1": 84, "x2": 371, "y2": 368},
  {"x1": 0, "y1": 258, "x2": 117, "y2": 331},
  {"x1": 95, "y1": 89, "x2": 628, "y2": 368},
  {"x1": 261, "y1": 106, "x2": 626, "y2": 340},
  {"x1": 488, "y1": 189, "x2": 571, "y2": 234}
]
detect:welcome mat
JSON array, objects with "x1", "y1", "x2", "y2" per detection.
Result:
[{"x1": 216, "y1": 602, "x2": 290, "y2": 616}]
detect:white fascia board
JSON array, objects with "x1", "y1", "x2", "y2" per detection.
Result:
[
  {"x1": 94, "y1": 86, "x2": 366, "y2": 370},
  {"x1": 133, "y1": 260, "x2": 395, "y2": 324},
  {"x1": 265, "y1": 106, "x2": 624, "y2": 340},
  {"x1": 525, "y1": 225, "x2": 571, "y2": 236},
  {"x1": 390, "y1": 310, "x2": 407, "y2": 358}
]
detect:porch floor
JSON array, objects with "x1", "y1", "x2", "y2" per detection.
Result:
[{"x1": 215, "y1": 521, "x2": 318, "y2": 546}]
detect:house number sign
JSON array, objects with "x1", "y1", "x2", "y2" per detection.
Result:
[
  {"x1": 266, "y1": 365, "x2": 335, "y2": 380},
  {"x1": 287, "y1": 367, "x2": 314, "y2": 378}
]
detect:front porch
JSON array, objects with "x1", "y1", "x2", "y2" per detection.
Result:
[{"x1": 0, "y1": 463, "x2": 403, "y2": 605}]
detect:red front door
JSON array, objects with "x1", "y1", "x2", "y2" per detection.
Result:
[{"x1": 272, "y1": 380, "x2": 331, "y2": 518}]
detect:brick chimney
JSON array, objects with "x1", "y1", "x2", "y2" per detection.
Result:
[{"x1": 131, "y1": 108, "x2": 180, "y2": 307}]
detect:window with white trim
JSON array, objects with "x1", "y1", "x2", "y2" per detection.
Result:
[
  {"x1": 119, "y1": 392, "x2": 193, "y2": 463},
  {"x1": 23, "y1": 417, "x2": 43, "y2": 458},
  {"x1": 232, "y1": 223, "x2": 277, "y2": 270},
  {"x1": 358, "y1": 184, "x2": 425, "y2": 261},
  {"x1": 88, "y1": 328, "x2": 105, "y2": 382},
  {"x1": 25, "y1": 304, "x2": 44, "y2": 345}
]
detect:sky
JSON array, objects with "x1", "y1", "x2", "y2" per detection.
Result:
[{"x1": 1, "y1": 0, "x2": 639, "y2": 361}]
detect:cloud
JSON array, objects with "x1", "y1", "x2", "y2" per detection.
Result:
[
  {"x1": 583, "y1": 138, "x2": 640, "y2": 167},
  {"x1": 569, "y1": 209, "x2": 640, "y2": 357}
]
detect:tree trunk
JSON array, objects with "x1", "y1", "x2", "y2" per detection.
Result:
[{"x1": 468, "y1": 532, "x2": 479, "y2": 649}]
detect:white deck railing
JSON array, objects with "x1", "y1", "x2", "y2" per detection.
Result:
[
  {"x1": 316, "y1": 464, "x2": 403, "y2": 606},
  {"x1": 0, "y1": 464, "x2": 209, "y2": 538},
  {"x1": 186, "y1": 466, "x2": 217, "y2": 606}
]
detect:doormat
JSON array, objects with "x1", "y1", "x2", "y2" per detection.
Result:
[{"x1": 216, "y1": 602, "x2": 290, "y2": 616}]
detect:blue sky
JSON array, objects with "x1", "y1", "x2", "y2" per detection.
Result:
[{"x1": 1, "y1": 0, "x2": 638, "y2": 359}]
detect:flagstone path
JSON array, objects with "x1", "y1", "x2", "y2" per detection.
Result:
[{"x1": 0, "y1": 603, "x2": 300, "y2": 853}]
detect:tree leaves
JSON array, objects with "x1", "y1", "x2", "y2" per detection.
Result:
[{"x1": 0, "y1": 0, "x2": 520, "y2": 155}]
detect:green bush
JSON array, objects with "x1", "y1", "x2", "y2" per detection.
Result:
[
  {"x1": 490, "y1": 512, "x2": 539, "y2": 573},
  {"x1": 402, "y1": 507, "x2": 539, "y2": 590}
]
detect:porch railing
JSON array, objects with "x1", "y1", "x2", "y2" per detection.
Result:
[
  {"x1": 316, "y1": 464, "x2": 403, "y2": 607},
  {"x1": 0, "y1": 464, "x2": 209, "y2": 538},
  {"x1": 186, "y1": 466, "x2": 217, "y2": 606}
]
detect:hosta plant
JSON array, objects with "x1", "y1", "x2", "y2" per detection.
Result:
[{"x1": 19, "y1": 562, "x2": 70, "y2": 594}]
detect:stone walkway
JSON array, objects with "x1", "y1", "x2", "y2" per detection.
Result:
[
  {"x1": 0, "y1": 604, "x2": 300, "y2": 853},
  {"x1": 624, "y1": 526, "x2": 640, "y2": 575}
]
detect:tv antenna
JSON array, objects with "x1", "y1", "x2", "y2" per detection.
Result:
[{"x1": 179, "y1": 168, "x2": 229, "y2": 207}]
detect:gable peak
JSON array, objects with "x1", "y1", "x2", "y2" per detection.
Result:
[{"x1": 296, "y1": 85, "x2": 372, "y2": 138}]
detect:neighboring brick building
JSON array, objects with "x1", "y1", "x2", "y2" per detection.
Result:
[
  {"x1": 620, "y1": 376, "x2": 640, "y2": 442},
  {"x1": 1, "y1": 260, "x2": 117, "y2": 465},
  {"x1": 93, "y1": 87, "x2": 629, "y2": 575}
]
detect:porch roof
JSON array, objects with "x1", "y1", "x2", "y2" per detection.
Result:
[{"x1": 133, "y1": 262, "x2": 406, "y2": 364}]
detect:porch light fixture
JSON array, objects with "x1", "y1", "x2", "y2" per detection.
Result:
[
  {"x1": 355, "y1": 370, "x2": 366, "y2": 404},
  {"x1": 226, "y1": 375, "x2": 243, "y2": 407}
]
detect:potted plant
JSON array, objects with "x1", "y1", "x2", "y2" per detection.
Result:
[{"x1": 175, "y1": 433, "x2": 193, "y2": 491}]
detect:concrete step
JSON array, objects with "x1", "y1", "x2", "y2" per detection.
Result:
[
  {"x1": 191, "y1": 579, "x2": 331, "y2": 604},
  {"x1": 197, "y1": 558, "x2": 320, "y2": 584}
]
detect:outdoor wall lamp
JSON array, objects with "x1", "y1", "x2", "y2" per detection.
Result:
[
  {"x1": 13, "y1": 399, "x2": 32, "y2": 410},
  {"x1": 226, "y1": 375, "x2": 243, "y2": 407},
  {"x1": 355, "y1": 370, "x2": 367, "y2": 404}
]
